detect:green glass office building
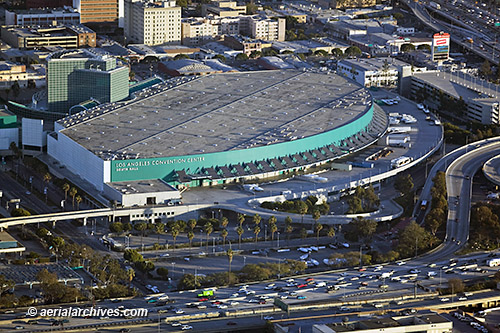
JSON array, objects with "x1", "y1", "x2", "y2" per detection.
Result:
[{"x1": 47, "y1": 50, "x2": 129, "y2": 114}]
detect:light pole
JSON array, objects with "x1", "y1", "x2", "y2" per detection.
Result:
[
  {"x1": 171, "y1": 262, "x2": 175, "y2": 280},
  {"x1": 212, "y1": 237, "x2": 215, "y2": 253},
  {"x1": 243, "y1": 256, "x2": 246, "y2": 266},
  {"x1": 277, "y1": 232, "x2": 280, "y2": 248},
  {"x1": 278, "y1": 258, "x2": 282, "y2": 280}
]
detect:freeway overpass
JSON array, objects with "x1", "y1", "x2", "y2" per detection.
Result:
[{"x1": 0, "y1": 204, "x2": 210, "y2": 229}]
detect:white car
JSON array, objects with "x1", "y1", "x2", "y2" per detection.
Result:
[
  {"x1": 409, "y1": 269, "x2": 421, "y2": 274},
  {"x1": 440, "y1": 298, "x2": 450, "y2": 302},
  {"x1": 231, "y1": 293, "x2": 239, "y2": 297},
  {"x1": 374, "y1": 266, "x2": 383, "y2": 271},
  {"x1": 458, "y1": 297, "x2": 467, "y2": 301},
  {"x1": 174, "y1": 309, "x2": 185, "y2": 314},
  {"x1": 396, "y1": 261, "x2": 406, "y2": 266},
  {"x1": 171, "y1": 322, "x2": 182, "y2": 327},
  {"x1": 230, "y1": 301, "x2": 239, "y2": 306},
  {"x1": 181, "y1": 325, "x2": 193, "y2": 330},
  {"x1": 264, "y1": 284, "x2": 275, "y2": 290},
  {"x1": 263, "y1": 316, "x2": 274, "y2": 320}
]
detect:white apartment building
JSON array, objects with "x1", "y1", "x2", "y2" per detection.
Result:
[
  {"x1": 124, "y1": 0, "x2": 181, "y2": 46},
  {"x1": 181, "y1": 15, "x2": 284, "y2": 46},
  {"x1": 246, "y1": 16, "x2": 285, "y2": 41}
]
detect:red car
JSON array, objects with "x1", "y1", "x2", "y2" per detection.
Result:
[
  {"x1": 258, "y1": 300, "x2": 266, "y2": 304},
  {"x1": 297, "y1": 284, "x2": 307, "y2": 288},
  {"x1": 305, "y1": 278, "x2": 314, "y2": 282},
  {"x1": 212, "y1": 301, "x2": 222, "y2": 305},
  {"x1": 198, "y1": 298, "x2": 208, "y2": 302}
]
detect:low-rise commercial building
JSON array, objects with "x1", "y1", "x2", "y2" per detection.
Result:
[
  {"x1": 0, "y1": 109, "x2": 19, "y2": 151},
  {"x1": 337, "y1": 57, "x2": 413, "y2": 89},
  {"x1": 201, "y1": 0, "x2": 246, "y2": 17},
  {"x1": 0, "y1": 61, "x2": 28, "y2": 90},
  {"x1": 311, "y1": 313, "x2": 452, "y2": 333},
  {"x1": 1, "y1": 24, "x2": 96, "y2": 49},
  {"x1": 223, "y1": 35, "x2": 261, "y2": 55},
  {"x1": 5, "y1": 7, "x2": 80, "y2": 26}
]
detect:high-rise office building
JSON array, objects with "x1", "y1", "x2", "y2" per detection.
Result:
[
  {"x1": 47, "y1": 50, "x2": 129, "y2": 113},
  {"x1": 124, "y1": 0, "x2": 181, "y2": 46}
]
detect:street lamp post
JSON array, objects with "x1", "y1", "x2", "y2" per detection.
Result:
[
  {"x1": 278, "y1": 258, "x2": 282, "y2": 280},
  {"x1": 277, "y1": 232, "x2": 280, "y2": 248},
  {"x1": 171, "y1": 262, "x2": 175, "y2": 280}
]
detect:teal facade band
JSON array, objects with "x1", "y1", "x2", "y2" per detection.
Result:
[{"x1": 110, "y1": 104, "x2": 374, "y2": 183}]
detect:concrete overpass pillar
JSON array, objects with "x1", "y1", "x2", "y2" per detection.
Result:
[
  {"x1": 51, "y1": 220, "x2": 56, "y2": 229},
  {"x1": 83, "y1": 217, "x2": 87, "y2": 226}
]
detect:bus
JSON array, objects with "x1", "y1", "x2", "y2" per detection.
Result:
[{"x1": 390, "y1": 156, "x2": 413, "y2": 169}]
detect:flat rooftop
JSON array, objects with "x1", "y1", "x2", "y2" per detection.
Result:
[
  {"x1": 58, "y1": 69, "x2": 371, "y2": 160},
  {"x1": 413, "y1": 71, "x2": 500, "y2": 101},
  {"x1": 108, "y1": 179, "x2": 178, "y2": 194},
  {"x1": 340, "y1": 57, "x2": 411, "y2": 72}
]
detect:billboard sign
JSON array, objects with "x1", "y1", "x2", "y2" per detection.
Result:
[{"x1": 432, "y1": 32, "x2": 450, "y2": 62}]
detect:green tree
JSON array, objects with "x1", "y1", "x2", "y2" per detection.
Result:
[
  {"x1": 69, "y1": 187, "x2": 78, "y2": 209},
  {"x1": 345, "y1": 217, "x2": 377, "y2": 244},
  {"x1": 314, "y1": 222, "x2": 323, "y2": 241},
  {"x1": 134, "y1": 222, "x2": 147, "y2": 248},
  {"x1": 126, "y1": 267, "x2": 135, "y2": 288},
  {"x1": 345, "y1": 46, "x2": 362, "y2": 58},
  {"x1": 238, "y1": 214, "x2": 245, "y2": 227},
  {"x1": 75, "y1": 195, "x2": 82, "y2": 210},
  {"x1": 397, "y1": 221, "x2": 437, "y2": 257},
  {"x1": 270, "y1": 222, "x2": 278, "y2": 241},
  {"x1": 227, "y1": 249, "x2": 234, "y2": 284},
  {"x1": 297, "y1": 200, "x2": 308, "y2": 224},
  {"x1": 62, "y1": 183, "x2": 70, "y2": 201},
  {"x1": 254, "y1": 226, "x2": 261, "y2": 243},
  {"x1": 188, "y1": 219, "x2": 197, "y2": 231},
  {"x1": 332, "y1": 48, "x2": 343, "y2": 58},
  {"x1": 155, "y1": 222, "x2": 165, "y2": 243},
  {"x1": 312, "y1": 209, "x2": 321, "y2": 230},
  {"x1": 285, "y1": 15, "x2": 298, "y2": 29},
  {"x1": 249, "y1": 50, "x2": 262, "y2": 59},
  {"x1": 170, "y1": 221, "x2": 180, "y2": 251},
  {"x1": 178, "y1": 273, "x2": 201, "y2": 290},
  {"x1": 253, "y1": 214, "x2": 262, "y2": 227},
  {"x1": 156, "y1": 267, "x2": 169, "y2": 279},
  {"x1": 314, "y1": 49, "x2": 328, "y2": 57},
  {"x1": 137, "y1": 261, "x2": 155, "y2": 275},
  {"x1": 447, "y1": 278, "x2": 465, "y2": 293},
  {"x1": 285, "y1": 223, "x2": 293, "y2": 241},
  {"x1": 174, "y1": 54, "x2": 190, "y2": 60},
  {"x1": 327, "y1": 226, "x2": 335, "y2": 241},
  {"x1": 246, "y1": 2, "x2": 258, "y2": 14},
  {"x1": 401, "y1": 43, "x2": 416, "y2": 52},
  {"x1": 221, "y1": 229, "x2": 228, "y2": 247},
  {"x1": 300, "y1": 227, "x2": 307, "y2": 239},
  {"x1": 0, "y1": 275, "x2": 14, "y2": 295},
  {"x1": 394, "y1": 174, "x2": 414, "y2": 195},
  {"x1": 109, "y1": 222, "x2": 123, "y2": 233},
  {"x1": 417, "y1": 44, "x2": 431, "y2": 51},
  {"x1": 204, "y1": 222, "x2": 213, "y2": 251},
  {"x1": 220, "y1": 217, "x2": 229, "y2": 229},
  {"x1": 11, "y1": 208, "x2": 31, "y2": 217},
  {"x1": 176, "y1": 0, "x2": 188, "y2": 7},
  {"x1": 235, "y1": 53, "x2": 249, "y2": 61},
  {"x1": 213, "y1": 54, "x2": 226, "y2": 62},
  {"x1": 187, "y1": 231, "x2": 195, "y2": 247},
  {"x1": 479, "y1": 60, "x2": 492, "y2": 78},
  {"x1": 124, "y1": 249, "x2": 144, "y2": 263},
  {"x1": 393, "y1": 12, "x2": 404, "y2": 21},
  {"x1": 236, "y1": 226, "x2": 244, "y2": 249}
]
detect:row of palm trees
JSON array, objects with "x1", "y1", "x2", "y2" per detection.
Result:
[{"x1": 61, "y1": 183, "x2": 82, "y2": 210}]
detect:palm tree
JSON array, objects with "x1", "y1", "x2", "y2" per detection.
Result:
[
  {"x1": 204, "y1": 222, "x2": 213, "y2": 251},
  {"x1": 270, "y1": 222, "x2": 278, "y2": 241},
  {"x1": 155, "y1": 223, "x2": 165, "y2": 244},
  {"x1": 253, "y1": 226, "x2": 260, "y2": 243},
  {"x1": 237, "y1": 214, "x2": 245, "y2": 227},
  {"x1": 221, "y1": 229, "x2": 228, "y2": 247},
  {"x1": 268, "y1": 216, "x2": 277, "y2": 228},
  {"x1": 170, "y1": 222, "x2": 180, "y2": 251},
  {"x1": 220, "y1": 216, "x2": 229, "y2": 229},
  {"x1": 327, "y1": 226, "x2": 335, "y2": 242},
  {"x1": 188, "y1": 219, "x2": 197, "y2": 231},
  {"x1": 227, "y1": 249, "x2": 234, "y2": 285},
  {"x1": 62, "y1": 183, "x2": 70, "y2": 201},
  {"x1": 300, "y1": 227, "x2": 308, "y2": 239},
  {"x1": 126, "y1": 267, "x2": 135, "y2": 288},
  {"x1": 75, "y1": 195, "x2": 82, "y2": 210},
  {"x1": 285, "y1": 224, "x2": 293, "y2": 243},
  {"x1": 236, "y1": 226, "x2": 244, "y2": 249},
  {"x1": 252, "y1": 214, "x2": 261, "y2": 227},
  {"x1": 314, "y1": 222, "x2": 323, "y2": 242},
  {"x1": 187, "y1": 231, "x2": 194, "y2": 247},
  {"x1": 43, "y1": 172, "x2": 52, "y2": 185},
  {"x1": 312, "y1": 210, "x2": 321, "y2": 230},
  {"x1": 69, "y1": 187, "x2": 77, "y2": 209}
]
